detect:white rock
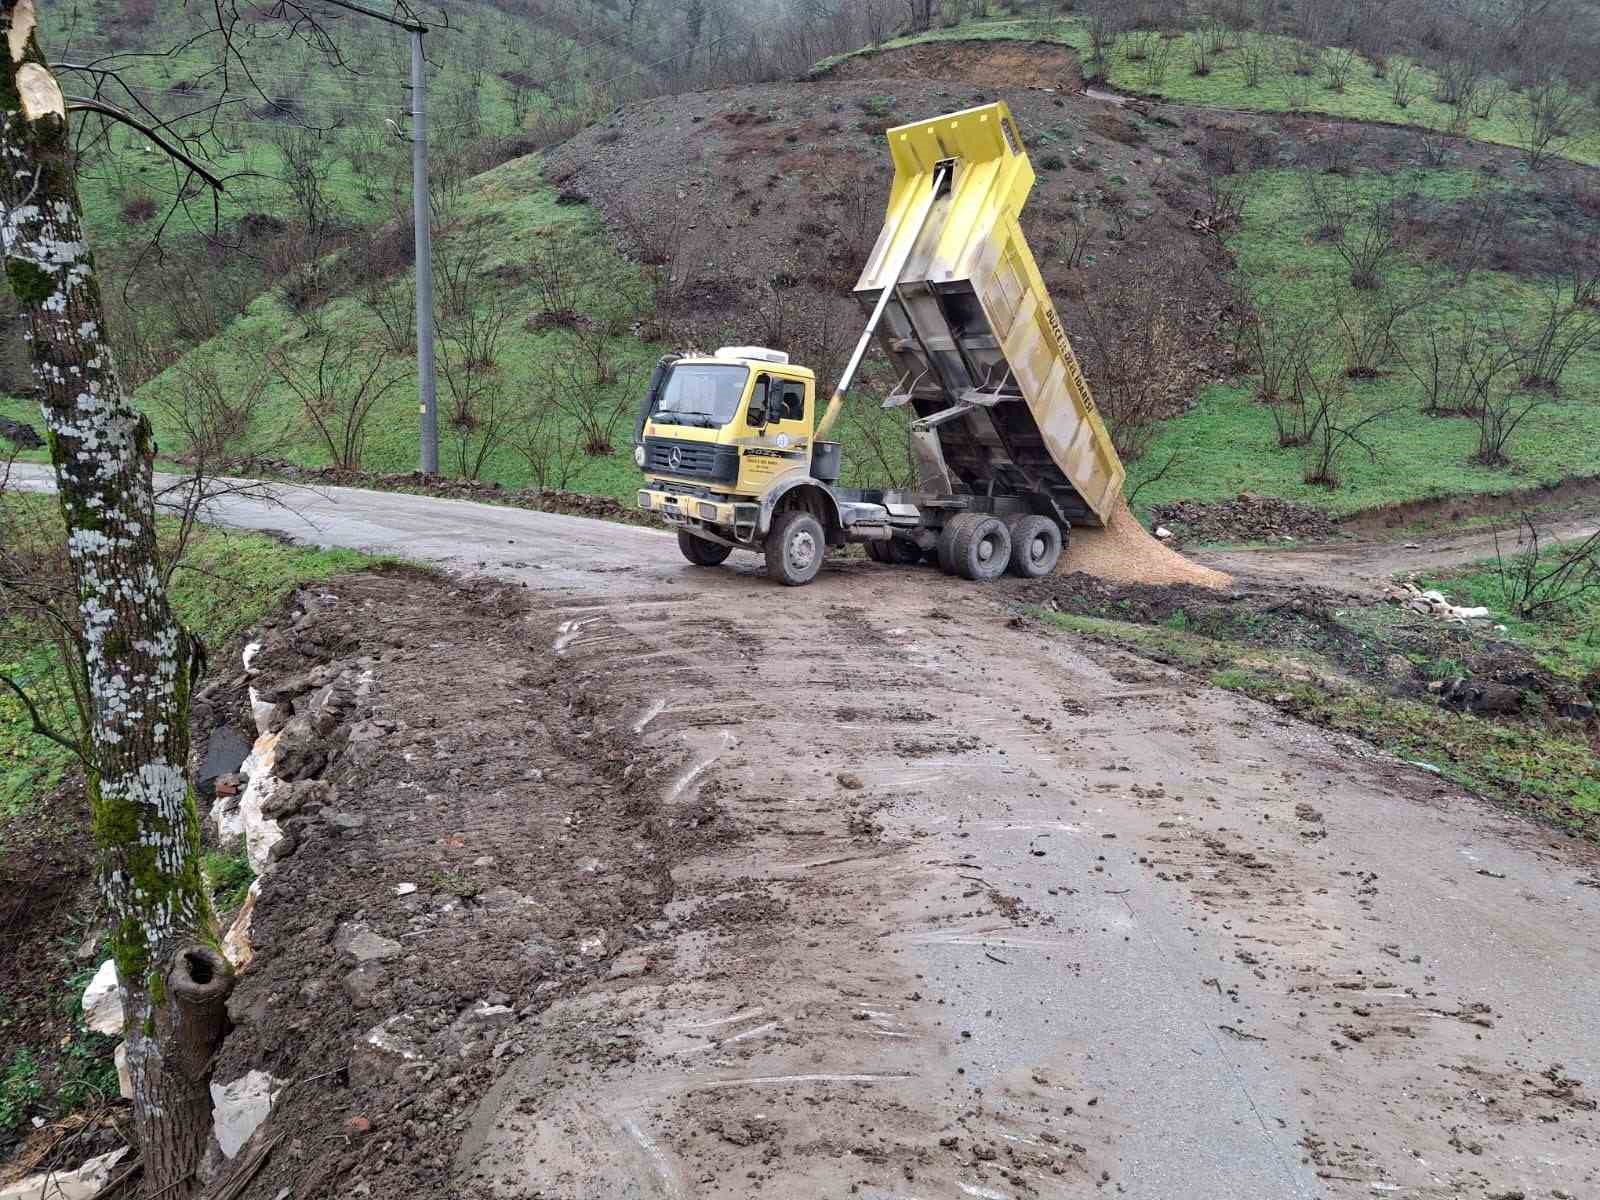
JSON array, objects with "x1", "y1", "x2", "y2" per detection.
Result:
[
  {"x1": 228, "y1": 730, "x2": 284, "y2": 873},
  {"x1": 81, "y1": 960, "x2": 121, "y2": 1036},
  {"x1": 394, "y1": 882, "x2": 417, "y2": 896},
  {"x1": 248, "y1": 686, "x2": 277, "y2": 738},
  {"x1": 0, "y1": 1147, "x2": 129, "y2": 1200},
  {"x1": 1153, "y1": 525, "x2": 1173, "y2": 540},
  {"x1": 1457, "y1": 606, "x2": 1489, "y2": 619},
  {"x1": 223, "y1": 880, "x2": 261, "y2": 970},
  {"x1": 578, "y1": 931, "x2": 607, "y2": 959},
  {"x1": 114, "y1": 1042, "x2": 131, "y2": 1101},
  {"x1": 242, "y1": 641, "x2": 263, "y2": 674},
  {"x1": 210, "y1": 1069, "x2": 281, "y2": 1159}
]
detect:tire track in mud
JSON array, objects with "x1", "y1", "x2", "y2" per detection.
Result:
[
  {"x1": 461, "y1": 585, "x2": 1124, "y2": 1199},
  {"x1": 464, "y1": 574, "x2": 1600, "y2": 1200}
]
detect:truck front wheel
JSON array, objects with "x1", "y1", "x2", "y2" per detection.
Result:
[
  {"x1": 765, "y1": 510, "x2": 826, "y2": 586},
  {"x1": 678, "y1": 529, "x2": 732, "y2": 567}
]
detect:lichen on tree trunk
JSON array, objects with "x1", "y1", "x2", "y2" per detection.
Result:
[{"x1": 0, "y1": 4, "x2": 232, "y2": 1194}]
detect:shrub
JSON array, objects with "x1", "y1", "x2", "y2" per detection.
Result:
[
  {"x1": 1039, "y1": 153, "x2": 1066, "y2": 171},
  {"x1": 121, "y1": 193, "x2": 157, "y2": 224}
]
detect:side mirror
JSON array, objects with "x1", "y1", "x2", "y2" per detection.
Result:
[{"x1": 747, "y1": 379, "x2": 769, "y2": 427}]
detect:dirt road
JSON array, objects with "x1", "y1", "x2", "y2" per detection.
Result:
[
  {"x1": 1198, "y1": 509, "x2": 1600, "y2": 593},
  {"x1": 16, "y1": 467, "x2": 1600, "y2": 1197}
]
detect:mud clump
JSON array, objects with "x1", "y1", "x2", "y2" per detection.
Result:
[
  {"x1": 1061, "y1": 498, "x2": 1232, "y2": 590},
  {"x1": 1149, "y1": 494, "x2": 1339, "y2": 546}
]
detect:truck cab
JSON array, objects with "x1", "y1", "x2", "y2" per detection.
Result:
[{"x1": 635, "y1": 347, "x2": 851, "y2": 583}]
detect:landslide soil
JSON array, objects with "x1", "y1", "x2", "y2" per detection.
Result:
[{"x1": 212, "y1": 569, "x2": 712, "y2": 1199}]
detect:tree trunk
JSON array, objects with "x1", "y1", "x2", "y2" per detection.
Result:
[{"x1": 0, "y1": 6, "x2": 233, "y2": 1196}]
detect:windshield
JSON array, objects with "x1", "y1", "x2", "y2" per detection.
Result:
[{"x1": 651, "y1": 364, "x2": 749, "y2": 428}]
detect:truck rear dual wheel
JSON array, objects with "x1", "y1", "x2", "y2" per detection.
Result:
[
  {"x1": 678, "y1": 529, "x2": 732, "y2": 567},
  {"x1": 1005, "y1": 514, "x2": 1064, "y2": 578},
  {"x1": 765, "y1": 510, "x2": 826, "y2": 586},
  {"x1": 939, "y1": 513, "x2": 1012, "y2": 582}
]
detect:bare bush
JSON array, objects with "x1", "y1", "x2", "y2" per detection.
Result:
[
  {"x1": 271, "y1": 337, "x2": 408, "y2": 470},
  {"x1": 1303, "y1": 174, "x2": 1413, "y2": 289},
  {"x1": 1237, "y1": 292, "x2": 1317, "y2": 403},
  {"x1": 1240, "y1": 32, "x2": 1268, "y2": 87},
  {"x1": 1069, "y1": 248, "x2": 1202, "y2": 461},
  {"x1": 1400, "y1": 312, "x2": 1477, "y2": 415},
  {"x1": 1321, "y1": 45, "x2": 1357, "y2": 92},
  {"x1": 1295, "y1": 366, "x2": 1395, "y2": 488},
  {"x1": 1125, "y1": 29, "x2": 1158, "y2": 62},
  {"x1": 1390, "y1": 58, "x2": 1416, "y2": 107},
  {"x1": 1144, "y1": 33, "x2": 1177, "y2": 87},
  {"x1": 546, "y1": 349, "x2": 637, "y2": 457},
  {"x1": 1513, "y1": 74, "x2": 1590, "y2": 169},
  {"x1": 360, "y1": 275, "x2": 417, "y2": 354},
  {"x1": 1520, "y1": 278, "x2": 1600, "y2": 391},
  {"x1": 1415, "y1": 110, "x2": 1464, "y2": 166},
  {"x1": 1495, "y1": 517, "x2": 1600, "y2": 621},
  {"x1": 506, "y1": 393, "x2": 585, "y2": 491},
  {"x1": 1473, "y1": 376, "x2": 1548, "y2": 467},
  {"x1": 1188, "y1": 31, "x2": 1214, "y2": 76},
  {"x1": 1332, "y1": 286, "x2": 1429, "y2": 377},
  {"x1": 153, "y1": 350, "x2": 275, "y2": 469}
]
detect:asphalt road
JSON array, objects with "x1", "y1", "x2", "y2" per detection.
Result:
[{"x1": 17, "y1": 465, "x2": 1600, "y2": 1198}]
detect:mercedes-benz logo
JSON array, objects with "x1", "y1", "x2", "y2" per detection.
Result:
[{"x1": 668, "y1": 446, "x2": 682, "y2": 469}]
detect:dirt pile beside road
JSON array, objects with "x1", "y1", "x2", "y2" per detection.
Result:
[
  {"x1": 210, "y1": 568, "x2": 694, "y2": 1199},
  {"x1": 816, "y1": 39, "x2": 1083, "y2": 90},
  {"x1": 1150, "y1": 494, "x2": 1340, "y2": 546}
]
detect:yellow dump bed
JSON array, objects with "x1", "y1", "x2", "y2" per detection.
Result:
[{"x1": 854, "y1": 102, "x2": 1125, "y2": 526}]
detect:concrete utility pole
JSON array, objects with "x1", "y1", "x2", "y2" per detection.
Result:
[
  {"x1": 410, "y1": 28, "x2": 438, "y2": 475},
  {"x1": 319, "y1": 0, "x2": 437, "y2": 474}
]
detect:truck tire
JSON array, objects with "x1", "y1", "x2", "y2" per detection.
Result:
[
  {"x1": 936, "y1": 514, "x2": 978, "y2": 575},
  {"x1": 952, "y1": 515, "x2": 1012, "y2": 582},
  {"x1": 678, "y1": 529, "x2": 732, "y2": 566},
  {"x1": 864, "y1": 539, "x2": 890, "y2": 564},
  {"x1": 765, "y1": 510, "x2": 826, "y2": 586},
  {"x1": 1005, "y1": 514, "x2": 1063, "y2": 578}
]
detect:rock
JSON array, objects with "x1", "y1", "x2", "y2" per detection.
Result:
[
  {"x1": 212, "y1": 729, "x2": 285, "y2": 873},
  {"x1": 345, "y1": 1115, "x2": 372, "y2": 1136},
  {"x1": 324, "y1": 811, "x2": 367, "y2": 833},
  {"x1": 836, "y1": 771, "x2": 864, "y2": 790},
  {"x1": 349, "y1": 1015, "x2": 426, "y2": 1088},
  {"x1": 223, "y1": 881, "x2": 261, "y2": 969},
  {"x1": 335, "y1": 923, "x2": 403, "y2": 963},
  {"x1": 197, "y1": 725, "x2": 252, "y2": 802},
  {"x1": 464, "y1": 1000, "x2": 516, "y2": 1028},
  {"x1": 72, "y1": 930, "x2": 101, "y2": 961},
  {"x1": 578, "y1": 931, "x2": 608, "y2": 958},
  {"x1": 1153, "y1": 525, "x2": 1173, "y2": 540},
  {"x1": 211, "y1": 1070, "x2": 281, "y2": 1159},
  {"x1": 606, "y1": 950, "x2": 651, "y2": 980},
  {"x1": 82, "y1": 960, "x2": 121, "y2": 1036},
  {"x1": 114, "y1": 1042, "x2": 132, "y2": 1100},
  {"x1": 0, "y1": 1147, "x2": 129, "y2": 1200},
  {"x1": 342, "y1": 963, "x2": 388, "y2": 1007},
  {"x1": 394, "y1": 883, "x2": 417, "y2": 897}
]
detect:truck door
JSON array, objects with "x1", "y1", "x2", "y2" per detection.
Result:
[{"x1": 738, "y1": 373, "x2": 810, "y2": 490}]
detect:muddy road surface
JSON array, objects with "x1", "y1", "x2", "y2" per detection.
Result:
[
  {"x1": 1198, "y1": 509, "x2": 1600, "y2": 594},
  {"x1": 16, "y1": 467, "x2": 1600, "y2": 1197}
]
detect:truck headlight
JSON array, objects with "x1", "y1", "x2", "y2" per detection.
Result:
[{"x1": 633, "y1": 444, "x2": 646, "y2": 467}]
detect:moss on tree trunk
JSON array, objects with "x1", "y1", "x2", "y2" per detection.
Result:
[{"x1": 0, "y1": 4, "x2": 233, "y2": 1193}]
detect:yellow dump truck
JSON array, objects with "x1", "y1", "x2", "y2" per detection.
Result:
[{"x1": 633, "y1": 101, "x2": 1126, "y2": 586}]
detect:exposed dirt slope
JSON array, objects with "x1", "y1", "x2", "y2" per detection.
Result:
[{"x1": 818, "y1": 38, "x2": 1083, "y2": 89}]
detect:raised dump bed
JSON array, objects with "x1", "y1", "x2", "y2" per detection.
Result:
[{"x1": 851, "y1": 101, "x2": 1125, "y2": 528}]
